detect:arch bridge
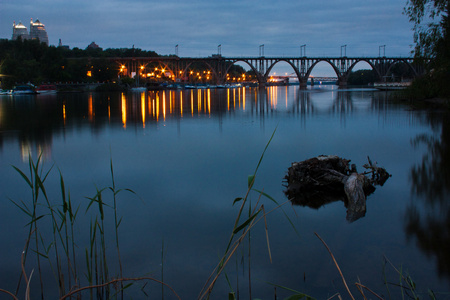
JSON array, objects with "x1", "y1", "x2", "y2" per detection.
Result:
[{"x1": 112, "y1": 56, "x2": 426, "y2": 88}]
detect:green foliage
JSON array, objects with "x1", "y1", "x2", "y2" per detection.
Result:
[
  {"x1": 404, "y1": 0, "x2": 449, "y2": 59},
  {"x1": 0, "y1": 39, "x2": 161, "y2": 88},
  {"x1": 119, "y1": 76, "x2": 135, "y2": 86},
  {"x1": 227, "y1": 64, "x2": 247, "y2": 78},
  {"x1": 404, "y1": 1, "x2": 450, "y2": 99},
  {"x1": 347, "y1": 69, "x2": 376, "y2": 85},
  {"x1": 7, "y1": 155, "x2": 142, "y2": 299},
  {"x1": 95, "y1": 82, "x2": 126, "y2": 92}
]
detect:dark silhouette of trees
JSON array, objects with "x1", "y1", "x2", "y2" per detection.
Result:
[
  {"x1": 405, "y1": 0, "x2": 450, "y2": 98},
  {"x1": 347, "y1": 69, "x2": 376, "y2": 85},
  {"x1": 0, "y1": 39, "x2": 160, "y2": 89}
]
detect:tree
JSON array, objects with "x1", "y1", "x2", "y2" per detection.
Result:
[
  {"x1": 347, "y1": 69, "x2": 376, "y2": 85},
  {"x1": 404, "y1": 0, "x2": 450, "y2": 59},
  {"x1": 405, "y1": 1, "x2": 450, "y2": 98}
]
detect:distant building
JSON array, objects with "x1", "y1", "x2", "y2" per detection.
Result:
[
  {"x1": 58, "y1": 38, "x2": 70, "y2": 49},
  {"x1": 87, "y1": 41, "x2": 100, "y2": 49},
  {"x1": 11, "y1": 18, "x2": 48, "y2": 45},
  {"x1": 12, "y1": 21, "x2": 29, "y2": 40},
  {"x1": 29, "y1": 19, "x2": 48, "y2": 45}
]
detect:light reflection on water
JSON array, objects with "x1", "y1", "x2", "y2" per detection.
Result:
[{"x1": 0, "y1": 86, "x2": 449, "y2": 299}]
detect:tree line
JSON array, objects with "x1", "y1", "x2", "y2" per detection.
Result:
[
  {"x1": 0, "y1": 39, "x2": 160, "y2": 89},
  {"x1": 0, "y1": 39, "x2": 248, "y2": 89}
]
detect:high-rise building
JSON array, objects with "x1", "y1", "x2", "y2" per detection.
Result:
[
  {"x1": 12, "y1": 21, "x2": 29, "y2": 40},
  {"x1": 29, "y1": 18, "x2": 48, "y2": 45},
  {"x1": 11, "y1": 18, "x2": 48, "y2": 45}
]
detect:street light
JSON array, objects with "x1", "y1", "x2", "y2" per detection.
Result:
[
  {"x1": 175, "y1": 44, "x2": 179, "y2": 56},
  {"x1": 379, "y1": 45, "x2": 386, "y2": 57},
  {"x1": 259, "y1": 44, "x2": 265, "y2": 57},
  {"x1": 340, "y1": 45, "x2": 347, "y2": 57},
  {"x1": 300, "y1": 44, "x2": 306, "y2": 57}
]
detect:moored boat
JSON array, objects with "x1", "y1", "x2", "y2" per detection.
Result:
[
  {"x1": 130, "y1": 86, "x2": 147, "y2": 92},
  {"x1": 36, "y1": 84, "x2": 57, "y2": 94},
  {"x1": 374, "y1": 82, "x2": 411, "y2": 90},
  {"x1": 12, "y1": 85, "x2": 37, "y2": 95},
  {"x1": 0, "y1": 89, "x2": 12, "y2": 95}
]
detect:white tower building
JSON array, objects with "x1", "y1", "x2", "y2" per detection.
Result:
[
  {"x1": 12, "y1": 21, "x2": 29, "y2": 40},
  {"x1": 29, "y1": 18, "x2": 49, "y2": 45}
]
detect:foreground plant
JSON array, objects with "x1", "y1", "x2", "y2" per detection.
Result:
[
  {"x1": 3, "y1": 154, "x2": 180, "y2": 300},
  {"x1": 198, "y1": 128, "x2": 307, "y2": 300}
]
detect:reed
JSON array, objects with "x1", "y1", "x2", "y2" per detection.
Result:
[
  {"x1": 198, "y1": 127, "x2": 296, "y2": 299},
  {"x1": 10, "y1": 154, "x2": 53, "y2": 299},
  {"x1": 4, "y1": 154, "x2": 179, "y2": 300}
]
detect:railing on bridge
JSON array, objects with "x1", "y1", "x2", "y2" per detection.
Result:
[{"x1": 104, "y1": 55, "x2": 425, "y2": 88}]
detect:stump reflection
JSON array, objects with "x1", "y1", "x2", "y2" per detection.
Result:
[{"x1": 284, "y1": 155, "x2": 389, "y2": 222}]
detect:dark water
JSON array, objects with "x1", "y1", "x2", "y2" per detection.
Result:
[{"x1": 0, "y1": 86, "x2": 449, "y2": 299}]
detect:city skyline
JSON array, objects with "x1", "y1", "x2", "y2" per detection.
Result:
[{"x1": 0, "y1": 0, "x2": 415, "y2": 76}]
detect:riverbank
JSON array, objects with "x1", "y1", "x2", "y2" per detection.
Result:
[{"x1": 391, "y1": 86, "x2": 450, "y2": 110}]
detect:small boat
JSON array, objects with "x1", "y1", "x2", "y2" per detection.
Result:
[
  {"x1": 0, "y1": 89, "x2": 12, "y2": 95},
  {"x1": 36, "y1": 84, "x2": 57, "y2": 94},
  {"x1": 374, "y1": 82, "x2": 411, "y2": 90},
  {"x1": 12, "y1": 85, "x2": 37, "y2": 95},
  {"x1": 130, "y1": 86, "x2": 147, "y2": 92}
]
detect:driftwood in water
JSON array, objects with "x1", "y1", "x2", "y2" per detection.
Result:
[{"x1": 284, "y1": 155, "x2": 390, "y2": 222}]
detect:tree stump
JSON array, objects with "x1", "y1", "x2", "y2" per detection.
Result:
[{"x1": 284, "y1": 155, "x2": 390, "y2": 222}]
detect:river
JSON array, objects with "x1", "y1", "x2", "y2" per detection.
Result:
[{"x1": 0, "y1": 85, "x2": 449, "y2": 299}]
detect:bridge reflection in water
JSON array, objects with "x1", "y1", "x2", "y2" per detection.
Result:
[
  {"x1": 73, "y1": 86, "x2": 399, "y2": 130},
  {"x1": 0, "y1": 86, "x2": 408, "y2": 162}
]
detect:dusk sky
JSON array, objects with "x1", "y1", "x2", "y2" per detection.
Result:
[{"x1": 1, "y1": 0, "x2": 415, "y2": 75}]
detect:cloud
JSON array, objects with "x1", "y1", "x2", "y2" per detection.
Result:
[{"x1": 0, "y1": 0, "x2": 414, "y2": 58}]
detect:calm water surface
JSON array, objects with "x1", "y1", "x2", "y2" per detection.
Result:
[{"x1": 0, "y1": 86, "x2": 449, "y2": 299}]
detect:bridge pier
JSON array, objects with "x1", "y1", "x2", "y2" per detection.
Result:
[
  {"x1": 338, "y1": 81, "x2": 348, "y2": 87},
  {"x1": 338, "y1": 77, "x2": 348, "y2": 88}
]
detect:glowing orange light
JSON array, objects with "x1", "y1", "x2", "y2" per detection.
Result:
[
  {"x1": 141, "y1": 92, "x2": 146, "y2": 128},
  {"x1": 121, "y1": 93, "x2": 127, "y2": 128},
  {"x1": 162, "y1": 92, "x2": 166, "y2": 121},
  {"x1": 207, "y1": 89, "x2": 211, "y2": 115},
  {"x1": 63, "y1": 103, "x2": 66, "y2": 126},
  {"x1": 88, "y1": 94, "x2": 94, "y2": 121}
]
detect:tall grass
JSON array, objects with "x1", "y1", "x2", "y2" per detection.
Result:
[{"x1": 5, "y1": 154, "x2": 180, "y2": 300}]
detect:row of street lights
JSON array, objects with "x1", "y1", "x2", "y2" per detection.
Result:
[
  {"x1": 120, "y1": 64, "x2": 252, "y2": 83},
  {"x1": 173, "y1": 44, "x2": 388, "y2": 57}
]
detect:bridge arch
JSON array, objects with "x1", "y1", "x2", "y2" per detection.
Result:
[
  {"x1": 149, "y1": 61, "x2": 175, "y2": 78},
  {"x1": 384, "y1": 59, "x2": 419, "y2": 78},
  {"x1": 264, "y1": 59, "x2": 302, "y2": 84},
  {"x1": 174, "y1": 60, "x2": 224, "y2": 84},
  {"x1": 347, "y1": 59, "x2": 382, "y2": 81},
  {"x1": 305, "y1": 59, "x2": 342, "y2": 81},
  {"x1": 224, "y1": 59, "x2": 262, "y2": 84}
]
